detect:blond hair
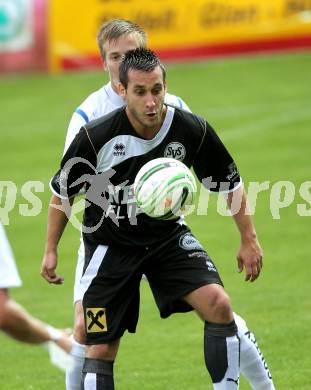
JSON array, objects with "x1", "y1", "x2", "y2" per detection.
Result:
[{"x1": 97, "y1": 19, "x2": 147, "y2": 61}]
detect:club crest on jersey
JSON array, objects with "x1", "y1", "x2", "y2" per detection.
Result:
[
  {"x1": 113, "y1": 143, "x2": 125, "y2": 156},
  {"x1": 179, "y1": 233, "x2": 203, "y2": 251},
  {"x1": 164, "y1": 142, "x2": 186, "y2": 161}
]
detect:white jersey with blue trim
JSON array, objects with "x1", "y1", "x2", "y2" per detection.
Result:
[
  {"x1": 0, "y1": 223, "x2": 22, "y2": 288},
  {"x1": 63, "y1": 82, "x2": 190, "y2": 154}
]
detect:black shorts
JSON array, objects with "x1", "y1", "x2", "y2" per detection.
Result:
[{"x1": 81, "y1": 225, "x2": 223, "y2": 344}]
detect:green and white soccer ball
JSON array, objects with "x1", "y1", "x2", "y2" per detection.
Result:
[{"x1": 134, "y1": 157, "x2": 197, "y2": 220}]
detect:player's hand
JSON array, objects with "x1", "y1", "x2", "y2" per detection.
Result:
[
  {"x1": 41, "y1": 250, "x2": 64, "y2": 284},
  {"x1": 237, "y1": 238, "x2": 263, "y2": 282}
]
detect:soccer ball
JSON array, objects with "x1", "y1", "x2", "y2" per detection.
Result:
[{"x1": 134, "y1": 157, "x2": 197, "y2": 220}]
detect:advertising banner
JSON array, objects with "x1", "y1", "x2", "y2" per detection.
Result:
[
  {"x1": 0, "y1": 0, "x2": 47, "y2": 73},
  {"x1": 48, "y1": 0, "x2": 311, "y2": 72},
  {"x1": 2, "y1": 0, "x2": 311, "y2": 74}
]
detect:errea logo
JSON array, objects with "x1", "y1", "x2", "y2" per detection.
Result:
[
  {"x1": 226, "y1": 162, "x2": 239, "y2": 181},
  {"x1": 164, "y1": 142, "x2": 186, "y2": 161},
  {"x1": 113, "y1": 143, "x2": 125, "y2": 156}
]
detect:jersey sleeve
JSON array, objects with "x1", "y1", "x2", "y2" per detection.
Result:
[
  {"x1": 63, "y1": 112, "x2": 87, "y2": 155},
  {"x1": 193, "y1": 121, "x2": 241, "y2": 193},
  {"x1": 63, "y1": 113, "x2": 88, "y2": 155},
  {"x1": 165, "y1": 93, "x2": 191, "y2": 113},
  {"x1": 50, "y1": 128, "x2": 97, "y2": 199},
  {"x1": 176, "y1": 97, "x2": 191, "y2": 112},
  {"x1": 63, "y1": 91, "x2": 100, "y2": 155}
]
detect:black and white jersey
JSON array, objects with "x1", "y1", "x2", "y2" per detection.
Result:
[{"x1": 50, "y1": 105, "x2": 241, "y2": 247}]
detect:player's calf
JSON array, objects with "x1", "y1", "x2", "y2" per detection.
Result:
[
  {"x1": 184, "y1": 284, "x2": 240, "y2": 388},
  {"x1": 66, "y1": 335, "x2": 86, "y2": 390},
  {"x1": 205, "y1": 321, "x2": 240, "y2": 389},
  {"x1": 81, "y1": 358, "x2": 114, "y2": 390},
  {"x1": 234, "y1": 314, "x2": 275, "y2": 389}
]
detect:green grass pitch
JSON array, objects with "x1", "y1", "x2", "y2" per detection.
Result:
[{"x1": 0, "y1": 51, "x2": 310, "y2": 389}]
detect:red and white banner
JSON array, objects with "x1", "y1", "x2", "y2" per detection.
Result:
[
  {"x1": 48, "y1": 0, "x2": 311, "y2": 72},
  {"x1": 1, "y1": 0, "x2": 311, "y2": 74},
  {"x1": 0, "y1": 0, "x2": 47, "y2": 73}
]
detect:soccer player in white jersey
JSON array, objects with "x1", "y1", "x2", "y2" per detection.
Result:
[
  {"x1": 0, "y1": 222, "x2": 72, "y2": 372},
  {"x1": 42, "y1": 19, "x2": 275, "y2": 390}
]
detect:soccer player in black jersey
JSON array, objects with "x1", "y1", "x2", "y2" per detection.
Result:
[
  {"x1": 42, "y1": 48, "x2": 265, "y2": 389},
  {"x1": 44, "y1": 20, "x2": 274, "y2": 390}
]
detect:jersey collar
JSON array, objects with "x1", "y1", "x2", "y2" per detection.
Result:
[{"x1": 104, "y1": 82, "x2": 125, "y2": 106}]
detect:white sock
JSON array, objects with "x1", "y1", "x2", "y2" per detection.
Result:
[
  {"x1": 234, "y1": 313, "x2": 275, "y2": 390},
  {"x1": 46, "y1": 325, "x2": 63, "y2": 342},
  {"x1": 213, "y1": 335, "x2": 240, "y2": 389},
  {"x1": 65, "y1": 335, "x2": 86, "y2": 390}
]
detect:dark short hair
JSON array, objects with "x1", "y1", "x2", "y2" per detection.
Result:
[{"x1": 119, "y1": 48, "x2": 166, "y2": 89}]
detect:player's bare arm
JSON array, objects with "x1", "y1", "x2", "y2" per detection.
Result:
[
  {"x1": 41, "y1": 194, "x2": 74, "y2": 284},
  {"x1": 227, "y1": 185, "x2": 263, "y2": 282}
]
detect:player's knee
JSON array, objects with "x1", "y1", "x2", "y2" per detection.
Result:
[
  {"x1": 73, "y1": 312, "x2": 86, "y2": 344},
  {"x1": 88, "y1": 340, "x2": 120, "y2": 361},
  {"x1": 208, "y1": 289, "x2": 233, "y2": 322},
  {"x1": 215, "y1": 292, "x2": 232, "y2": 319},
  {"x1": 0, "y1": 289, "x2": 9, "y2": 324},
  {"x1": 0, "y1": 300, "x2": 11, "y2": 330},
  {"x1": 0, "y1": 311, "x2": 6, "y2": 330}
]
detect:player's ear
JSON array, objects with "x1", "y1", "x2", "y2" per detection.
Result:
[{"x1": 118, "y1": 82, "x2": 126, "y2": 98}]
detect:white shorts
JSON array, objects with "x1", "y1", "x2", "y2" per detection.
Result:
[
  {"x1": 0, "y1": 223, "x2": 22, "y2": 289},
  {"x1": 73, "y1": 235, "x2": 85, "y2": 303}
]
